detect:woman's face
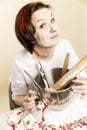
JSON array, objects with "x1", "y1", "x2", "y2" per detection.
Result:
[{"x1": 31, "y1": 8, "x2": 59, "y2": 48}]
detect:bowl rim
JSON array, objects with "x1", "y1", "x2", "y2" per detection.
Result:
[{"x1": 35, "y1": 67, "x2": 74, "y2": 94}]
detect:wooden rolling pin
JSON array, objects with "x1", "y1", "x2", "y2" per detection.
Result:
[{"x1": 45, "y1": 54, "x2": 87, "y2": 93}]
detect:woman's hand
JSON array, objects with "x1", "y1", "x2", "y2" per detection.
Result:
[
  {"x1": 22, "y1": 90, "x2": 37, "y2": 111},
  {"x1": 72, "y1": 77, "x2": 87, "y2": 96}
]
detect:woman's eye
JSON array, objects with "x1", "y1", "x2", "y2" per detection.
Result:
[
  {"x1": 51, "y1": 18, "x2": 55, "y2": 23},
  {"x1": 40, "y1": 23, "x2": 46, "y2": 28}
]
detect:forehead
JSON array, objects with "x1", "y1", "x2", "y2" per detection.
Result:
[{"x1": 31, "y1": 8, "x2": 52, "y2": 24}]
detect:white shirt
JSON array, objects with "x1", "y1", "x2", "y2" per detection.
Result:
[{"x1": 10, "y1": 39, "x2": 81, "y2": 99}]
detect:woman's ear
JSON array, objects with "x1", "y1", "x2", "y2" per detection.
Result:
[
  {"x1": 25, "y1": 33, "x2": 35, "y2": 44},
  {"x1": 25, "y1": 33, "x2": 33, "y2": 40},
  {"x1": 25, "y1": 33, "x2": 30, "y2": 39}
]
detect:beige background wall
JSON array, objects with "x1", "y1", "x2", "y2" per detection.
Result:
[{"x1": 0, "y1": 0, "x2": 87, "y2": 113}]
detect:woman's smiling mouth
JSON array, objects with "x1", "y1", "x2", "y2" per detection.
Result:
[{"x1": 50, "y1": 34, "x2": 58, "y2": 39}]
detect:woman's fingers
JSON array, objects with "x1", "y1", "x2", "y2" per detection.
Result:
[
  {"x1": 72, "y1": 77, "x2": 87, "y2": 95},
  {"x1": 23, "y1": 99, "x2": 35, "y2": 111},
  {"x1": 73, "y1": 77, "x2": 87, "y2": 84},
  {"x1": 22, "y1": 90, "x2": 37, "y2": 111}
]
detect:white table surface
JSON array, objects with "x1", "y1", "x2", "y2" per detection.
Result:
[{"x1": 0, "y1": 93, "x2": 87, "y2": 130}]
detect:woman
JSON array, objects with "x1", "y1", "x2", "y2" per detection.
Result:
[{"x1": 10, "y1": 1, "x2": 87, "y2": 111}]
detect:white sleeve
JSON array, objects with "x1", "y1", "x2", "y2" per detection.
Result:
[{"x1": 10, "y1": 58, "x2": 28, "y2": 100}]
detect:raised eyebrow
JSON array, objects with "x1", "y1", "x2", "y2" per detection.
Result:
[
  {"x1": 36, "y1": 19, "x2": 44, "y2": 23},
  {"x1": 51, "y1": 12, "x2": 54, "y2": 17},
  {"x1": 34, "y1": 19, "x2": 45, "y2": 27}
]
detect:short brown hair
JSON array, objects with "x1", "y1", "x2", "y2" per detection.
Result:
[{"x1": 15, "y1": 2, "x2": 51, "y2": 53}]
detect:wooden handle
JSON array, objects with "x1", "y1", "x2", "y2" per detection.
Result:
[{"x1": 53, "y1": 54, "x2": 87, "y2": 90}]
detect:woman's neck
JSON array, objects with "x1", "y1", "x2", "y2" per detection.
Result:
[{"x1": 33, "y1": 46, "x2": 56, "y2": 61}]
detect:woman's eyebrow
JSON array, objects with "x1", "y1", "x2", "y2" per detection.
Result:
[
  {"x1": 37, "y1": 19, "x2": 44, "y2": 23},
  {"x1": 35, "y1": 19, "x2": 45, "y2": 25}
]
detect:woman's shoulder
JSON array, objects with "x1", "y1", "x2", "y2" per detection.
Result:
[
  {"x1": 15, "y1": 48, "x2": 31, "y2": 58},
  {"x1": 15, "y1": 48, "x2": 28, "y2": 56},
  {"x1": 59, "y1": 38, "x2": 71, "y2": 46},
  {"x1": 13, "y1": 48, "x2": 33, "y2": 64},
  {"x1": 56, "y1": 38, "x2": 73, "y2": 51}
]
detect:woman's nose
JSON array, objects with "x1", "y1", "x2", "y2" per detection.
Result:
[{"x1": 49, "y1": 24, "x2": 56, "y2": 33}]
